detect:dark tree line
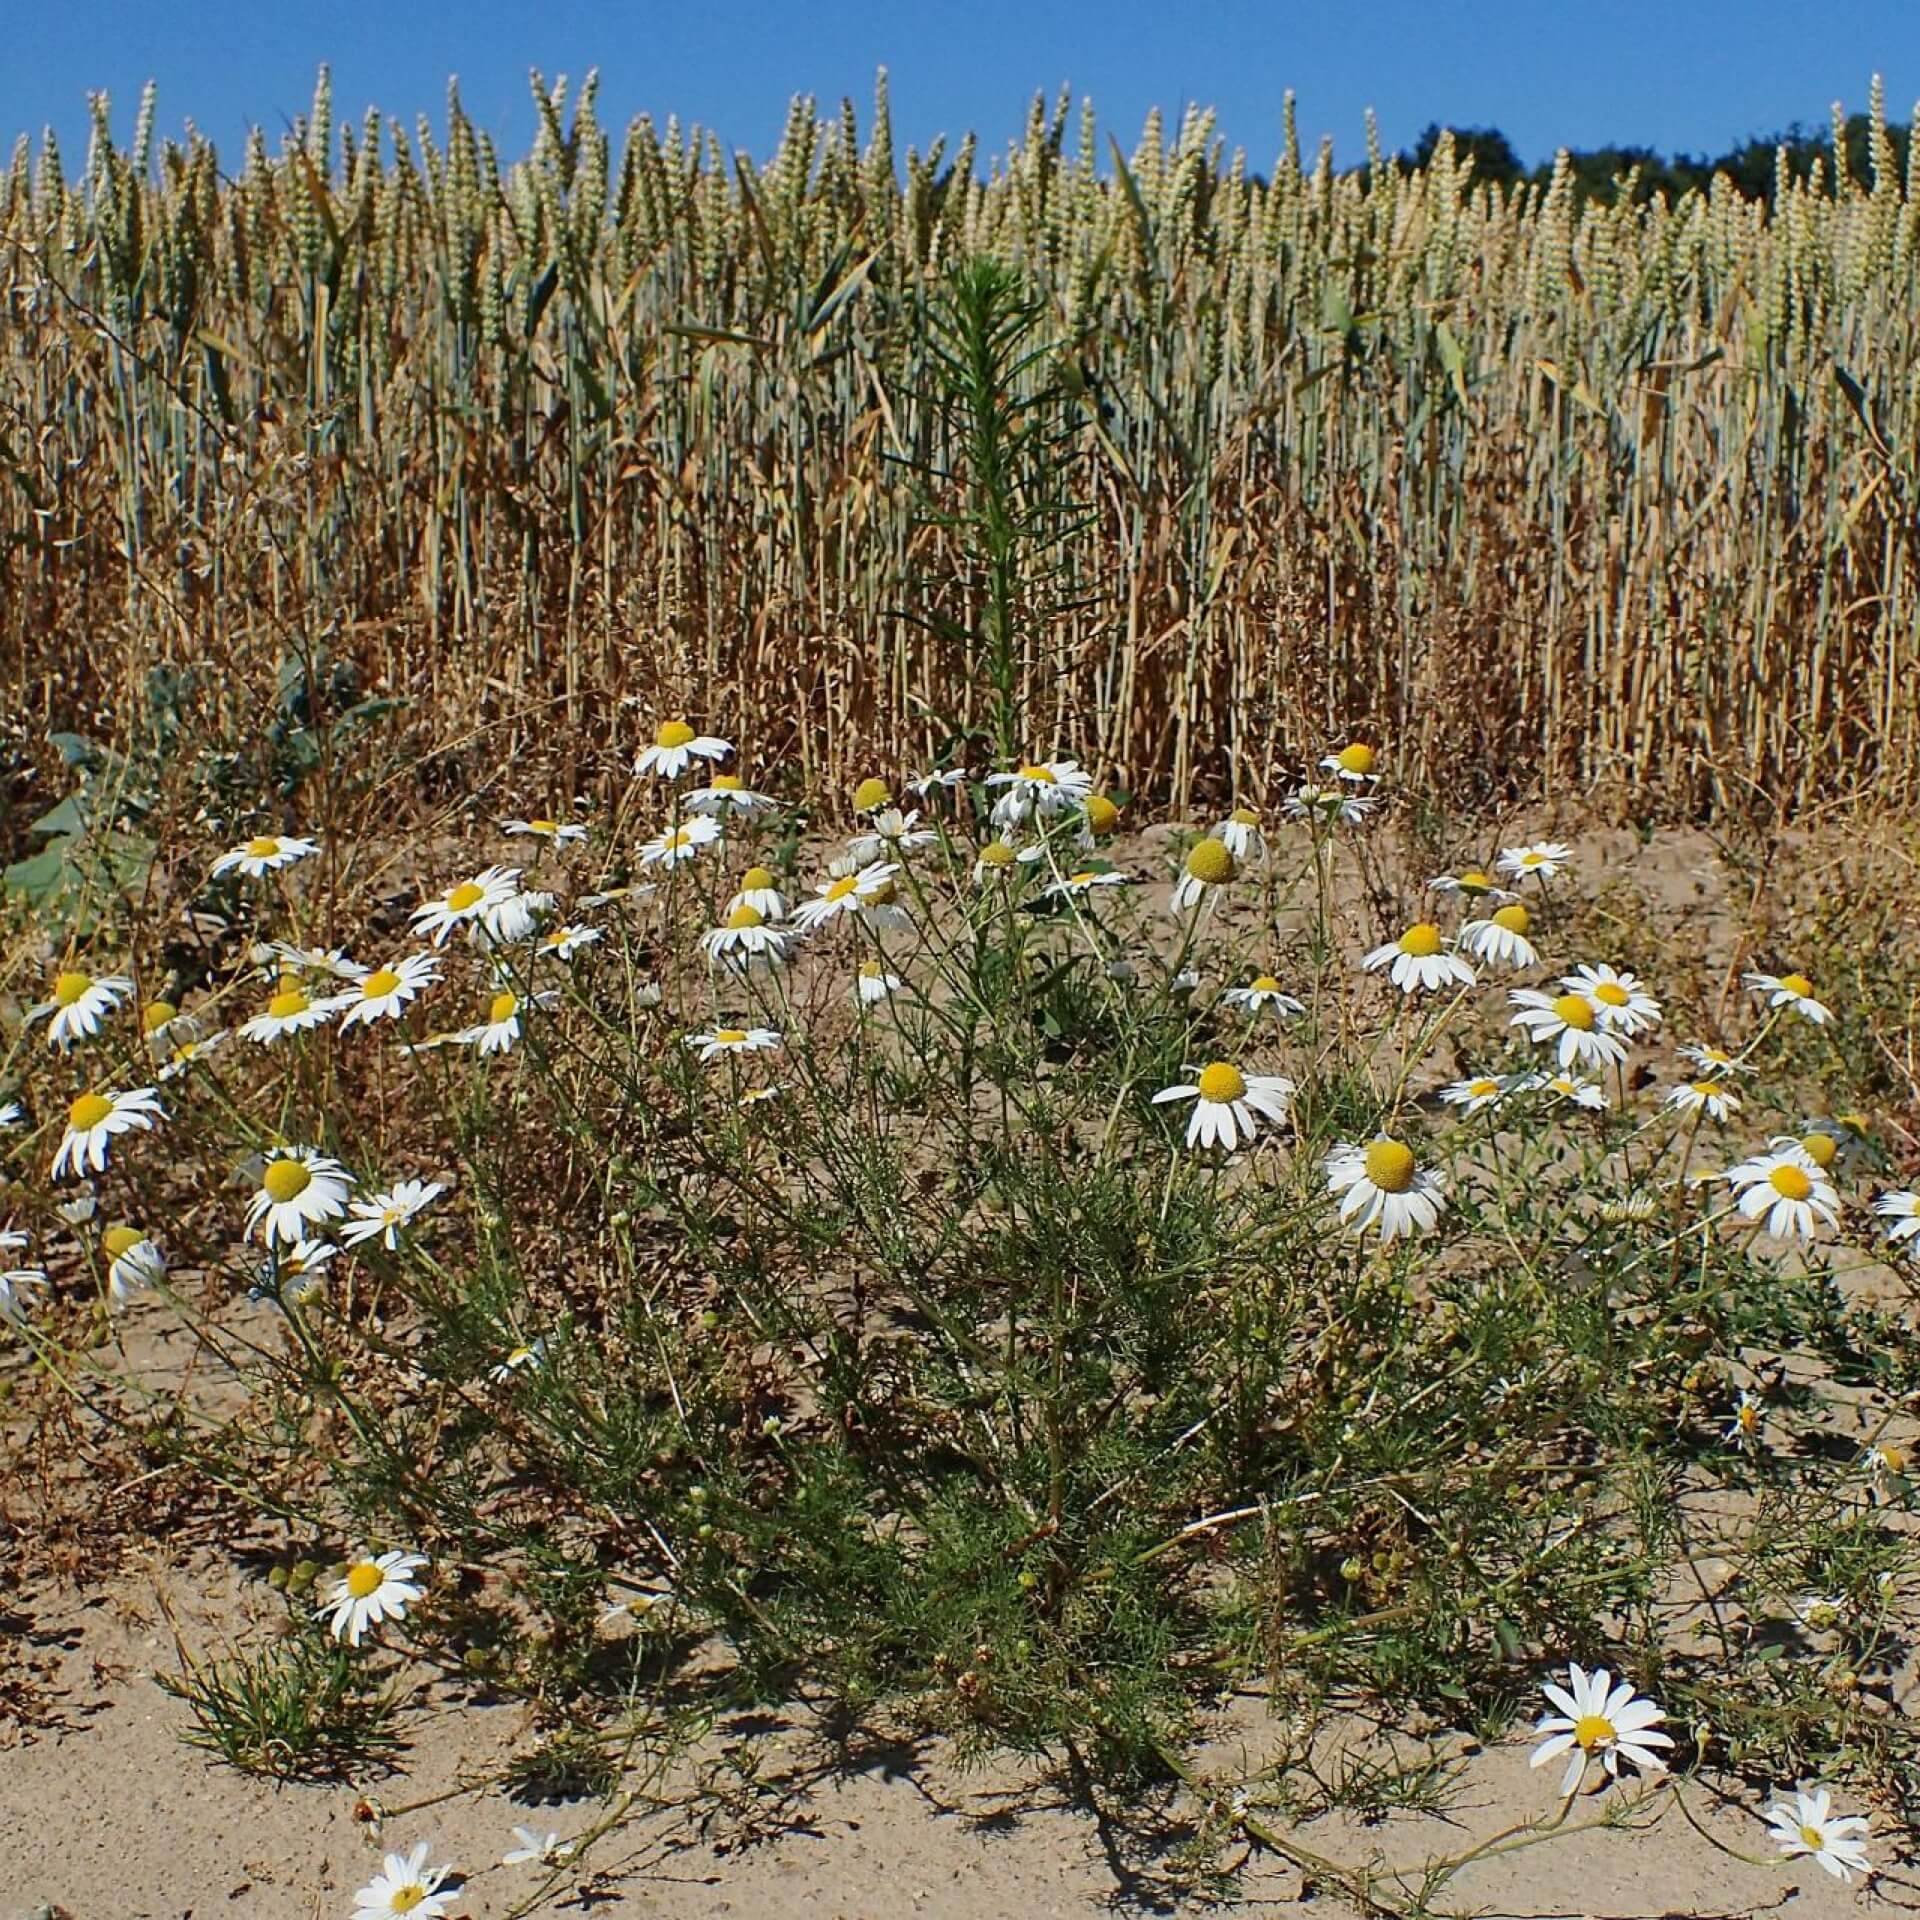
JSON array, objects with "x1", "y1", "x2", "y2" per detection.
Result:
[{"x1": 1403, "y1": 114, "x2": 1912, "y2": 202}]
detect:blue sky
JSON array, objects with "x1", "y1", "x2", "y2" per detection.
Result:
[{"x1": 7, "y1": 2, "x2": 1918, "y2": 173}]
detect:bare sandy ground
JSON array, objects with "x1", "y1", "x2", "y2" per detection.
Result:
[{"x1": 0, "y1": 1552, "x2": 1899, "y2": 1919}]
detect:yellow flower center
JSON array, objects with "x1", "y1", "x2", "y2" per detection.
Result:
[
  {"x1": 1016, "y1": 763, "x2": 1057, "y2": 784},
  {"x1": 714, "y1": 1028, "x2": 749, "y2": 1046},
  {"x1": 267, "y1": 989, "x2": 309, "y2": 1020},
  {"x1": 726, "y1": 902, "x2": 765, "y2": 929},
  {"x1": 446, "y1": 881, "x2": 485, "y2": 913},
  {"x1": 245, "y1": 836, "x2": 282, "y2": 858},
  {"x1": 1085, "y1": 795, "x2": 1120, "y2": 835},
  {"x1": 143, "y1": 1000, "x2": 178, "y2": 1033},
  {"x1": 1551, "y1": 993, "x2": 1596, "y2": 1031},
  {"x1": 262, "y1": 1158, "x2": 312, "y2": 1204},
  {"x1": 709, "y1": 774, "x2": 742, "y2": 791},
  {"x1": 825, "y1": 875, "x2": 861, "y2": 902},
  {"x1": 656, "y1": 719, "x2": 696, "y2": 749},
  {"x1": 363, "y1": 968, "x2": 403, "y2": 998},
  {"x1": 1592, "y1": 981, "x2": 1631, "y2": 1007},
  {"x1": 860, "y1": 961, "x2": 887, "y2": 980},
  {"x1": 103, "y1": 1225, "x2": 143, "y2": 1258},
  {"x1": 1690, "y1": 1081, "x2": 1725, "y2": 1099},
  {"x1": 345, "y1": 1560, "x2": 384, "y2": 1598},
  {"x1": 1397, "y1": 923, "x2": 1443, "y2": 957},
  {"x1": 1801, "y1": 1131, "x2": 1838, "y2": 1168},
  {"x1": 866, "y1": 879, "x2": 898, "y2": 906},
  {"x1": 1184, "y1": 838, "x2": 1236, "y2": 885},
  {"x1": 1335, "y1": 743, "x2": 1376, "y2": 775},
  {"x1": 741, "y1": 866, "x2": 775, "y2": 890},
  {"x1": 489, "y1": 992, "x2": 517, "y2": 1025},
  {"x1": 1364, "y1": 1139, "x2": 1416, "y2": 1193},
  {"x1": 1779, "y1": 972, "x2": 1813, "y2": 998},
  {"x1": 977, "y1": 841, "x2": 1015, "y2": 867},
  {"x1": 1250, "y1": 975, "x2": 1282, "y2": 993},
  {"x1": 1491, "y1": 903, "x2": 1530, "y2": 934},
  {"x1": 389, "y1": 1887, "x2": 427, "y2": 1914},
  {"x1": 1468, "y1": 1079, "x2": 1500, "y2": 1098},
  {"x1": 1195, "y1": 1062, "x2": 1247, "y2": 1104},
  {"x1": 68, "y1": 1092, "x2": 113, "y2": 1130},
  {"x1": 1880, "y1": 1445, "x2": 1908, "y2": 1473},
  {"x1": 1068, "y1": 870, "x2": 1100, "y2": 887},
  {"x1": 53, "y1": 970, "x2": 92, "y2": 1007},
  {"x1": 1229, "y1": 806, "x2": 1259, "y2": 827},
  {"x1": 1768, "y1": 1164, "x2": 1813, "y2": 1201},
  {"x1": 530, "y1": 818, "x2": 559, "y2": 833},
  {"x1": 852, "y1": 776, "x2": 891, "y2": 811},
  {"x1": 1458, "y1": 870, "x2": 1492, "y2": 892},
  {"x1": 1798, "y1": 1824, "x2": 1825, "y2": 1851},
  {"x1": 1572, "y1": 1713, "x2": 1615, "y2": 1752}
]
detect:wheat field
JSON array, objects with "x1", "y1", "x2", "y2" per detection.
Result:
[{"x1": 3, "y1": 69, "x2": 1919, "y2": 820}]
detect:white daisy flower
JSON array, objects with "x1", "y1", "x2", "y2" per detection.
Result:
[
  {"x1": 847, "y1": 807, "x2": 937, "y2": 865},
  {"x1": 1666, "y1": 1080, "x2": 1741, "y2": 1123},
  {"x1": 985, "y1": 758, "x2": 1093, "y2": 830},
  {"x1": 1763, "y1": 1789, "x2": 1871, "y2": 1884},
  {"x1": 503, "y1": 815, "x2": 588, "y2": 845},
  {"x1": 1787, "y1": 1592, "x2": 1848, "y2": 1634},
  {"x1": 477, "y1": 887, "x2": 556, "y2": 947},
  {"x1": 700, "y1": 903, "x2": 794, "y2": 969},
  {"x1": 101, "y1": 1225, "x2": 166, "y2": 1306},
  {"x1": 1678, "y1": 1041, "x2": 1752, "y2": 1077},
  {"x1": 1362, "y1": 923, "x2": 1476, "y2": 994},
  {"x1": 634, "y1": 718, "x2": 731, "y2": 779},
  {"x1": 1441, "y1": 1074, "x2": 1512, "y2": 1116},
  {"x1": 856, "y1": 961, "x2": 905, "y2": 1004},
  {"x1": 724, "y1": 867, "x2": 787, "y2": 921},
  {"x1": 245, "y1": 1147, "x2": 354, "y2": 1245},
  {"x1": 1508, "y1": 989, "x2": 1629, "y2": 1071},
  {"x1": 1874, "y1": 1189, "x2": 1920, "y2": 1249},
  {"x1": 331, "y1": 954, "x2": 440, "y2": 1029},
  {"x1": 1214, "y1": 806, "x2": 1267, "y2": 863},
  {"x1": 249, "y1": 1237, "x2": 337, "y2": 1308},
  {"x1": 972, "y1": 840, "x2": 1021, "y2": 884},
  {"x1": 210, "y1": 833, "x2": 319, "y2": 878},
  {"x1": 686, "y1": 1026, "x2": 781, "y2": 1062},
  {"x1": 458, "y1": 988, "x2": 554, "y2": 1057},
  {"x1": 1042, "y1": 865, "x2": 1129, "y2": 901},
  {"x1": 638, "y1": 815, "x2": 724, "y2": 870},
  {"x1": 791, "y1": 859, "x2": 899, "y2": 933},
  {"x1": 686, "y1": 773, "x2": 778, "y2": 818},
  {"x1": 0, "y1": 1101, "x2": 21, "y2": 1128},
  {"x1": 1430, "y1": 868, "x2": 1516, "y2": 902},
  {"x1": 1319, "y1": 742, "x2": 1379, "y2": 783},
  {"x1": 28, "y1": 969, "x2": 136, "y2": 1050},
  {"x1": 410, "y1": 866, "x2": 522, "y2": 946},
  {"x1": 1563, "y1": 963, "x2": 1662, "y2": 1036},
  {"x1": 1744, "y1": 970, "x2": 1832, "y2": 1025},
  {"x1": 1152, "y1": 1062, "x2": 1294, "y2": 1152},
  {"x1": 1458, "y1": 904, "x2": 1538, "y2": 969},
  {"x1": 239, "y1": 982, "x2": 336, "y2": 1045},
  {"x1": 0, "y1": 1231, "x2": 48, "y2": 1327},
  {"x1": 1324, "y1": 1138, "x2": 1446, "y2": 1241},
  {"x1": 259, "y1": 939, "x2": 362, "y2": 985},
  {"x1": 1497, "y1": 842, "x2": 1573, "y2": 882},
  {"x1": 1725, "y1": 1389, "x2": 1765, "y2": 1447},
  {"x1": 1529, "y1": 1663, "x2": 1673, "y2": 1797},
  {"x1": 906, "y1": 768, "x2": 968, "y2": 798},
  {"x1": 1284, "y1": 783, "x2": 1374, "y2": 827},
  {"x1": 340, "y1": 1178, "x2": 448, "y2": 1251},
  {"x1": 1220, "y1": 975, "x2": 1305, "y2": 1019},
  {"x1": 1863, "y1": 1440, "x2": 1910, "y2": 1499},
  {"x1": 1519, "y1": 1070, "x2": 1609, "y2": 1111},
  {"x1": 350, "y1": 1840, "x2": 456, "y2": 1918},
  {"x1": 501, "y1": 1826, "x2": 573, "y2": 1868},
  {"x1": 1721, "y1": 1144, "x2": 1839, "y2": 1239},
  {"x1": 322, "y1": 1549, "x2": 429, "y2": 1649},
  {"x1": 489, "y1": 1337, "x2": 550, "y2": 1385},
  {"x1": 538, "y1": 924, "x2": 603, "y2": 962},
  {"x1": 159, "y1": 1031, "x2": 229, "y2": 1080},
  {"x1": 1169, "y1": 837, "x2": 1238, "y2": 914},
  {"x1": 53, "y1": 1087, "x2": 165, "y2": 1180}
]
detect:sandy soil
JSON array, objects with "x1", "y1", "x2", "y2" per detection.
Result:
[{"x1": 0, "y1": 1552, "x2": 1900, "y2": 1918}]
